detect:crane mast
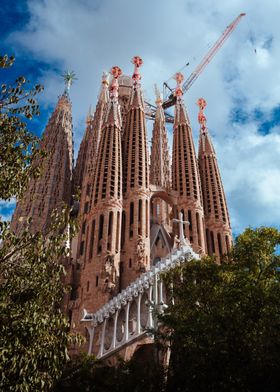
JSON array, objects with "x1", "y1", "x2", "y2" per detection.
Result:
[{"x1": 158, "y1": 12, "x2": 246, "y2": 112}]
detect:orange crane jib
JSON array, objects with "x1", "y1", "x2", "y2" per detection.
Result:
[{"x1": 162, "y1": 13, "x2": 246, "y2": 110}]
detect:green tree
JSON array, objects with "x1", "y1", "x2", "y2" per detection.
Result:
[
  {"x1": 160, "y1": 227, "x2": 280, "y2": 392},
  {"x1": 0, "y1": 208, "x2": 82, "y2": 392},
  {"x1": 0, "y1": 54, "x2": 43, "y2": 200},
  {"x1": 53, "y1": 351, "x2": 166, "y2": 392},
  {"x1": 0, "y1": 55, "x2": 81, "y2": 391}
]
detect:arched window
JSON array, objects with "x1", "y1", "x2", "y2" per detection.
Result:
[
  {"x1": 188, "y1": 210, "x2": 192, "y2": 231},
  {"x1": 129, "y1": 202, "x2": 134, "y2": 238},
  {"x1": 89, "y1": 220, "x2": 95, "y2": 259},
  {"x1": 138, "y1": 199, "x2": 142, "y2": 235},
  {"x1": 217, "y1": 232, "x2": 223, "y2": 259},
  {"x1": 121, "y1": 211, "x2": 126, "y2": 249},
  {"x1": 210, "y1": 231, "x2": 215, "y2": 254},
  {"x1": 225, "y1": 235, "x2": 230, "y2": 254},
  {"x1": 146, "y1": 199, "x2": 149, "y2": 237},
  {"x1": 116, "y1": 211, "x2": 120, "y2": 252},
  {"x1": 107, "y1": 211, "x2": 113, "y2": 251},
  {"x1": 196, "y1": 212, "x2": 201, "y2": 247},
  {"x1": 97, "y1": 214, "x2": 104, "y2": 254}
]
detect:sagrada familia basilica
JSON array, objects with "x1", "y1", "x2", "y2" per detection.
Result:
[{"x1": 11, "y1": 56, "x2": 232, "y2": 360}]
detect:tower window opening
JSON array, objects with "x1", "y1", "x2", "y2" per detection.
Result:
[
  {"x1": 89, "y1": 219, "x2": 95, "y2": 259},
  {"x1": 107, "y1": 211, "x2": 113, "y2": 251},
  {"x1": 210, "y1": 231, "x2": 215, "y2": 254},
  {"x1": 138, "y1": 199, "x2": 142, "y2": 235},
  {"x1": 156, "y1": 203, "x2": 160, "y2": 217},
  {"x1": 206, "y1": 228, "x2": 210, "y2": 255},
  {"x1": 80, "y1": 241, "x2": 84, "y2": 256},
  {"x1": 146, "y1": 200, "x2": 149, "y2": 237},
  {"x1": 98, "y1": 214, "x2": 104, "y2": 254},
  {"x1": 95, "y1": 276, "x2": 99, "y2": 287},
  {"x1": 196, "y1": 212, "x2": 201, "y2": 246},
  {"x1": 217, "y1": 232, "x2": 223, "y2": 259},
  {"x1": 129, "y1": 258, "x2": 132, "y2": 268},
  {"x1": 84, "y1": 202, "x2": 89, "y2": 214},
  {"x1": 188, "y1": 210, "x2": 192, "y2": 231},
  {"x1": 116, "y1": 211, "x2": 120, "y2": 252},
  {"x1": 87, "y1": 281, "x2": 90, "y2": 292},
  {"x1": 129, "y1": 202, "x2": 134, "y2": 238},
  {"x1": 225, "y1": 235, "x2": 230, "y2": 254},
  {"x1": 121, "y1": 211, "x2": 126, "y2": 249}
]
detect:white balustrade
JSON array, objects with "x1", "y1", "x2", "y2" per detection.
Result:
[{"x1": 81, "y1": 244, "x2": 199, "y2": 359}]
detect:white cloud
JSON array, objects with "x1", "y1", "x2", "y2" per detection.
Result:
[{"x1": 5, "y1": 0, "x2": 280, "y2": 234}]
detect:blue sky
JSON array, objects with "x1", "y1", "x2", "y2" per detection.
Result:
[{"x1": 1, "y1": 0, "x2": 280, "y2": 235}]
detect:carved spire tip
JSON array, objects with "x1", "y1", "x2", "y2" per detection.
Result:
[
  {"x1": 175, "y1": 72, "x2": 184, "y2": 99},
  {"x1": 197, "y1": 97, "x2": 207, "y2": 131},
  {"x1": 131, "y1": 56, "x2": 143, "y2": 84},
  {"x1": 110, "y1": 66, "x2": 122, "y2": 100},
  {"x1": 154, "y1": 84, "x2": 162, "y2": 106},
  {"x1": 61, "y1": 70, "x2": 77, "y2": 94}
]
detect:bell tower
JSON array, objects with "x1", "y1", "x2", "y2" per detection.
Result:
[
  {"x1": 197, "y1": 98, "x2": 232, "y2": 260},
  {"x1": 171, "y1": 73, "x2": 206, "y2": 254},
  {"x1": 121, "y1": 56, "x2": 150, "y2": 289}
]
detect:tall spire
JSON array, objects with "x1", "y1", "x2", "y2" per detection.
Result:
[
  {"x1": 174, "y1": 72, "x2": 190, "y2": 126},
  {"x1": 12, "y1": 75, "x2": 74, "y2": 234},
  {"x1": 150, "y1": 85, "x2": 171, "y2": 227},
  {"x1": 121, "y1": 56, "x2": 150, "y2": 288},
  {"x1": 197, "y1": 98, "x2": 232, "y2": 260},
  {"x1": 150, "y1": 85, "x2": 171, "y2": 188},
  {"x1": 172, "y1": 73, "x2": 206, "y2": 254},
  {"x1": 74, "y1": 72, "x2": 110, "y2": 191},
  {"x1": 73, "y1": 66, "x2": 123, "y2": 318}
]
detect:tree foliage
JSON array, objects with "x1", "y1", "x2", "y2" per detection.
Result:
[
  {"x1": 0, "y1": 55, "x2": 82, "y2": 391},
  {"x1": 0, "y1": 54, "x2": 44, "y2": 200},
  {"x1": 53, "y1": 351, "x2": 166, "y2": 392},
  {"x1": 0, "y1": 208, "x2": 81, "y2": 391},
  {"x1": 160, "y1": 227, "x2": 280, "y2": 392}
]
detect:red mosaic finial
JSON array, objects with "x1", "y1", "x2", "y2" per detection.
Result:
[
  {"x1": 131, "y1": 56, "x2": 143, "y2": 83},
  {"x1": 197, "y1": 97, "x2": 207, "y2": 131},
  {"x1": 110, "y1": 66, "x2": 122, "y2": 99},
  {"x1": 175, "y1": 72, "x2": 184, "y2": 98}
]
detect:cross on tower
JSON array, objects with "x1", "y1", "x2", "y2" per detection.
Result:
[{"x1": 173, "y1": 212, "x2": 190, "y2": 247}]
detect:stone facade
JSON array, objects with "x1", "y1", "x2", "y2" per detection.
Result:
[
  {"x1": 11, "y1": 57, "x2": 233, "y2": 349},
  {"x1": 197, "y1": 98, "x2": 233, "y2": 260},
  {"x1": 11, "y1": 92, "x2": 73, "y2": 235}
]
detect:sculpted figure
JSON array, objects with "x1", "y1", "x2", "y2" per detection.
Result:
[
  {"x1": 103, "y1": 252, "x2": 116, "y2": 293},
  {"x1": 136, "y1": 235, "x2": 146, "y2": 272},
  {"x1": 173, "y1": 234, "x2": 180, "y2": 249}
]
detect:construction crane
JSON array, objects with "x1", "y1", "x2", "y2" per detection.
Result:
[{"x1": 145, "y1": 12, "x2": 246, "y2": 120}]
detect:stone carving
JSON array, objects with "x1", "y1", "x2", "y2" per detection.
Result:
[
  {"x1": 173, "y1": 234, "x2": 181, "y2": 249},
  {"x1": 103, "y1": 252, "x2": 116, "y2": 293},
  {"x1": 136, "y1": 235, "x2": 146, "y2": 272}
]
